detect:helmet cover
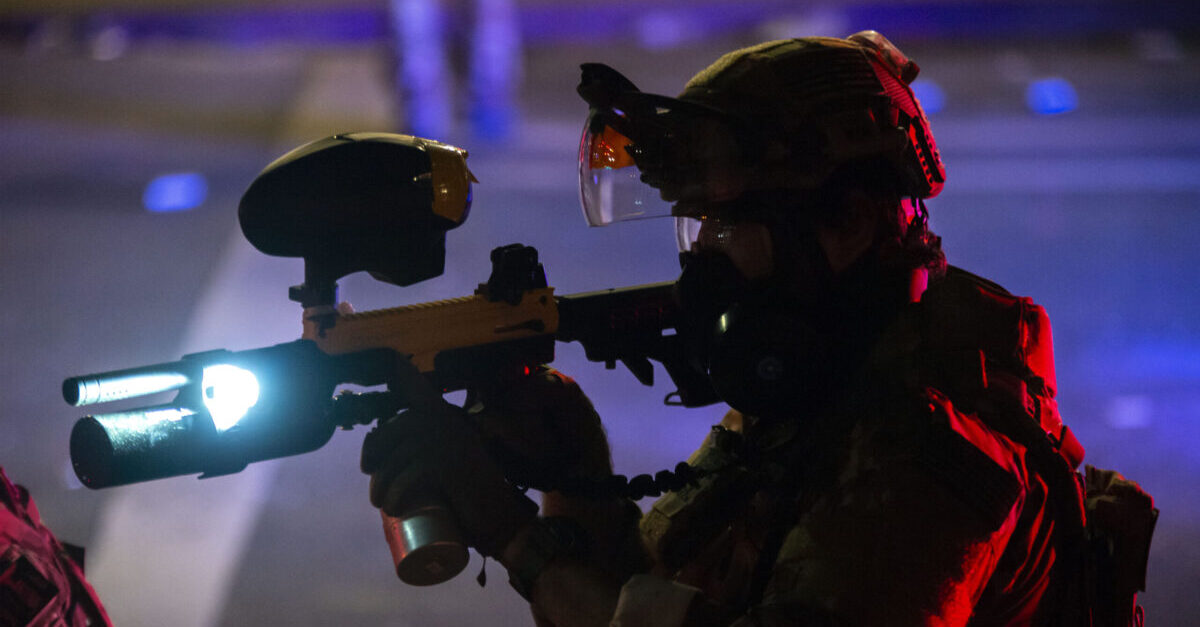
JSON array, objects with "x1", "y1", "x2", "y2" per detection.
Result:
[{"x1": 577, "y1": 31, "x2": 944, "y2": 230}]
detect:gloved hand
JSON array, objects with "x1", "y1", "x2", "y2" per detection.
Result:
[
  {"x1": 360, "y1": 358, "x2": 537, "y2": 559},
  {"x1": 471, "y1": 368, "x2": 650, "y2": 596},
  {"x1": 469, "y1": 367, "x2": 614, "y2": 492}
]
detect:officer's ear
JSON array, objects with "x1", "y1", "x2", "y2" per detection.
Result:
[{"x1": 816, "y1": 189, "x2": 880, "y2": 274}]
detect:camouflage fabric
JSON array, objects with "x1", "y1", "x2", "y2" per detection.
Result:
[{"x1": 1, "y1": 467, "x2": 111, "y2": 626}]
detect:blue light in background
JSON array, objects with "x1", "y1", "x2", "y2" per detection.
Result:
[
  {"x1": 636, "y1": 11, "x2": 698, "y2": 50},
  {"x1": 1025, "y1": 77, "x2": 1078, "y2": 115},
  {"x1": 469, "y1": 0, "x2": 522, "y2": 141},
  {"x1": 910, "y1": 79, "x2": 945, "y2": 114},
  {"x1": 394, "y1": 0, "x2": 452, "y2": 139},
  {"x1": 143, "y1": 172, "x2": 207, "y2": 212}
]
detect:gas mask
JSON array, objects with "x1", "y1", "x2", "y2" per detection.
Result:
[{"x1": 674, "y1": 220, "x2": 857, "y2": 420}]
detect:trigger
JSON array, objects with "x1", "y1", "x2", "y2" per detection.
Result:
[{"x1": 620, "y1": 357, "x2": 655, "y2": 386}]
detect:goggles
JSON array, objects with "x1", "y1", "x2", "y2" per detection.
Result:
[{"x1": 577, "y1": 67, "x2": 765, "y2": 227}]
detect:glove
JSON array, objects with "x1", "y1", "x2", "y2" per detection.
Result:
[
  {"x1": 470, "y1": 367, "x2": 613, "y2": 492},
  {"x1": 360, "y1": 358, "x2": 537, "y2": 559},
  {"x1": 472, "y1": 368, "x2": 651, "y2": 596}
]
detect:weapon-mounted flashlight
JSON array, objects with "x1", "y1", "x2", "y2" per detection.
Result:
[{"x1": 66, "y1": 340, "x2": 351, "y2": 488}]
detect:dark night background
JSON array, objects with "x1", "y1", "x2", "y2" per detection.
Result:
[{"x1": 1, "y1": 1, "x2": 1197, "y2": 624}]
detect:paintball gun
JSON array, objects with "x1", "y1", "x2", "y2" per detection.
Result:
[{"x1": 62, "y1": 132, "x2": 718, "y2": 584}]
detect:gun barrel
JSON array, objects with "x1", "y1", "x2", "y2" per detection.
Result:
[
  {"x1": 70, "y1": 405, "x2": 205, "y2": 488},
  {"x1": 63, "y1": 364, "x2": 193, "y2": 407}
]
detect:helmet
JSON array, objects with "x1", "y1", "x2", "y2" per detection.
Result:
[{"x1": 577, "y1": 31, "x2": 944, "y2": 233}]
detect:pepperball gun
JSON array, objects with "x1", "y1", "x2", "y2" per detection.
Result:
[{"x1": 63, "y1": 132, "x2": 717, "y2": 496}]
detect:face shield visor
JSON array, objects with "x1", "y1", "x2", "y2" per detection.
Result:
[{"x1": 578, "y1": 81, "x2": 764, "y2": 228}]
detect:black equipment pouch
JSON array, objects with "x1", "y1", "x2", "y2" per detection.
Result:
[{"x1": 1082, "y1": 466, "x2": 1158, "y2": 627}]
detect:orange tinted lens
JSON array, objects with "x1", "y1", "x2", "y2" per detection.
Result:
[{"x1": 588, "y1": 125, "x2": 636, "y2": 170}]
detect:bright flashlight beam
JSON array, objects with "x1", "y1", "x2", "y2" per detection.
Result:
[{"x1": 202, "y1": 364, "x2": 261, "y2": 432}]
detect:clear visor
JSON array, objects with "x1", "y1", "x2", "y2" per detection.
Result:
[
  {"x1": 577, "y1": 104, "x2": 754, "y2": 227},
  {"x1": 578, "y1": 118, "x2": 674, "y2": 225},
  {"x1": 674, "y1": 216, "x2": 702, "y2": 252}
]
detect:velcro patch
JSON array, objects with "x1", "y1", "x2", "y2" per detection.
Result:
[{"x1": 917, "y1": 424, "x2": 1022, "y2": 531}]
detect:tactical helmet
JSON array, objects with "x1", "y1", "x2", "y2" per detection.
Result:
[{"x1": 578, "y1": 31, "x2": 944, "y2": 231}]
